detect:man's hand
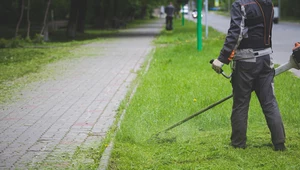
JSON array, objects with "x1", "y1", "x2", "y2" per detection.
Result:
[{"x1": 212, "y1": 59, "x2": 224, "y2": 74}]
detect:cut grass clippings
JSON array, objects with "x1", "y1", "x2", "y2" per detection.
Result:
[
  {"x1": 0, "y1": 28, "x2": 121, "y2": 104},
  {"x1": 108, "y1": 19, "x2": 300, "y2": 169},
  {"x1": 0, "y1": 19, "x2": 160, "y2": 105}
]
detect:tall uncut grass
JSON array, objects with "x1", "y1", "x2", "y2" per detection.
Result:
[{"x1": 108, "y1": 19, "x2": 300, "y2": 169}]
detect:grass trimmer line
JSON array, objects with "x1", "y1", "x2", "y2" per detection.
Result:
[{"x1": 151, "y1": 42, "x2": 300, "y2": 140}]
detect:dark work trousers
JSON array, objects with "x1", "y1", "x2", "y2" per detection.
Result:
[
  {"x1": 166, "y1": 16, "x2": 173, "y2": 30},
  {"x1": 230, "y1": 54, "x2": 285, "y2": 148}
]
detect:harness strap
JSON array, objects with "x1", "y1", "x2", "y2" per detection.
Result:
[
  {"x1": 238, "y1": 0, "x2": 274, "y2": 49},
  {"x1": 255, "y1": 0, "x2": 274, "y2": 46}
]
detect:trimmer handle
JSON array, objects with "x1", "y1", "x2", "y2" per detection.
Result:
[
  {"x1": 209, "y1": 59, "x2": 231, "y2": 79},
  {"x1": 209, "y1": 59, "x2": 224, "y2": 72}
]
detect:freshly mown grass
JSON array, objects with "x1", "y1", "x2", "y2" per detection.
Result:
[
  {"x1": 108, "y1": 19, "x2": 300, "y2": 169},
  {"x1": 0, "y1": 26, "x2": 123, "y2": 104}
]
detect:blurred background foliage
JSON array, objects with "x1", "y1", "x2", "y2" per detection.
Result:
[{"x1": 0, "y1": 0, "x2": 298, "y2": 41}]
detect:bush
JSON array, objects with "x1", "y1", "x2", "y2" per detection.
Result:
[
  {"x1": 0, "y1": 38, "x2": 8, "y2": 48},
  {"x1": 6, "y1": 37, "x2": 23, "y2": 48},
  {"x1": 0, "y1": 37, "x2": 22, "y2": 48},
  {"x1": 32, "y1": 34, "x2": 44, "y2": 44}
]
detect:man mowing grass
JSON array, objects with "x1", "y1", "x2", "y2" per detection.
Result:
[{"x1": 211, "y1": 0, "x2": 286, "y2": 151}]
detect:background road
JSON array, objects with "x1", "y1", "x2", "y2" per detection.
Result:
[{"x1": 187, "y1": 12, "x2": 300, "y2": 77}]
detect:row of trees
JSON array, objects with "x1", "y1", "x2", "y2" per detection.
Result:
[
  {"x1": 0, "y1": 0, "x2": 189, "y2": 40},
  {"x1": 0, "y1": 0, "x2": 298, "y2": 40}
]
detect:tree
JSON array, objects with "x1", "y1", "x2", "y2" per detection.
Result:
[
  {"x1": 26, "y1": 0, "x2": 31, "y2": 39},
  {"x1": 92, "y1": 0, "x2": 104, "y2": 28},
  {"x1": 40, "y1": 0, "x2": 51, "y2": 35},
  {"x1": 5, "y1": 0, "x2": 298, "y2": 41},
  {"x1": 66, "y1": 0, "x2": 88, "y2": 38},
  {"x1": 15, "y1": 0, "x2": 25, "y2": 38},
  {"x1": 76, "y1": 0, "x2": 87, "y2": 33},
  {"x1": 177, "y1": 0, "x2": 189, "y2": 5}
]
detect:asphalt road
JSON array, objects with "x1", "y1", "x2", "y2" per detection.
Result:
[{"x1": 187, "y1": 12, "x2": 300, "y2": 77}]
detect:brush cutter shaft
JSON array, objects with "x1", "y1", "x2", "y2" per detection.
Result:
[
  {"x1": 153, "y1": 94, "x2": 233, "y2": 137},
  {"x1": 275, "y1": 42, "x2": 300, "y2": 76}
]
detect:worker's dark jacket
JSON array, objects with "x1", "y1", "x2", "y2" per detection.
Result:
[{"x1": 217, "y1": 0, "x2": 274, "y2": 64}]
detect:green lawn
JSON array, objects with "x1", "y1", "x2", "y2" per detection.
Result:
[{"x1": 108, "y1": 19, "x2": 300, "y2": 169}]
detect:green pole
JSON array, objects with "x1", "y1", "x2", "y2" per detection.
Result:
[
  {"x1": 181, "y1": 4, "x2": 185, "y2": 26},
  {"x1": 197, "y1": 0, "x2": 203, "y2": 51}
]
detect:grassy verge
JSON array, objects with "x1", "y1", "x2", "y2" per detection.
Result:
[{"x1": 108, "y1": 19, "x2": 300, "y2": 169}]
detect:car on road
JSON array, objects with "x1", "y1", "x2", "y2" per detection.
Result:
[
  {"x1": 191, "y1": 9, "x2": 203, "y2": 19},
  {"x1": 180, "y1": 5, "x2": 189, "y2": 14},
  {"x1": 273, "y1": 6, "x2": 279, "y2": 24}
]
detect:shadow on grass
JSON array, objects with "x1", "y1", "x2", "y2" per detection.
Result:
[
  {"x1": 1, "y1": 19, "x2": 199, "y2": 45},
  {"x1": 48, "y1": 23, "x2": 167, "y2": 43}
]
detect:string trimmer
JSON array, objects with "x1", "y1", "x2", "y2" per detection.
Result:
[{"x1": 150, "y1": 42, "x2": 300, "y2": 139}]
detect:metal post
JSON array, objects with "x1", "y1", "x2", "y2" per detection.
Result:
[
  {"x1": 205, "y1": 0, "x2": 208, "y2": 38},
  {"x1": 197, "y1": 0, "x2": 203, "y2": 51},
  {"x1": 228, "y1": 0, "x2": 231, "y2": 12},
  {"x1": 278, "y1": 0, "x2": 281, "y2": 18},
  {"x1": 182, "y1": 4, "x2": 185, "y2": 26}
]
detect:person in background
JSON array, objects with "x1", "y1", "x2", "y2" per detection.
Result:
[
  {"x1": 211, "y1": 0, "x2": 286, "y2": 151},
  {"x1": 164, "y1": 2, "x2": 175, "y2": 30}
]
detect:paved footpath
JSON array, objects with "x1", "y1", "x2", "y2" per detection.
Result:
[{"x1": 0, "y1": 19, "x2": 164, "y2": 169}]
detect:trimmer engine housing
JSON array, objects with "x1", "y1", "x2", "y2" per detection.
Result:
[{"x1": 293, "y1": 42, "x2": 300, "y2": 64}]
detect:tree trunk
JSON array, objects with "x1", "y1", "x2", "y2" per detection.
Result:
[
  {"x1": 93, "y1": 0, "x2": 102, "y2": 28},
  {"x1": 40, "y1": 0, "x2": 51, "y2": 35},
  {"x1": 112, "y1": 0, "x2": 118, "y2": 28},
  {"x1": 140, "y1": 0, "x2": 148, "y2": 19},
  {"x1": 67, "y1": 0, "x2": 79, "y2": 38},
  {"x1": 76, "y1": 0, "x2": 87, "y2": 33},
  {"x1": 140, "y1": 5, "x2": 147, "y2": 19},
  {"x1": 106, "y1": 0, "x2": 114, "y2": 28},
  {"x1": 93, "y1": 0, "x2": 105, "y2": 28},
  {"x1": 15, "y1": 0, "x2": 25, "y2": 38},
  {"x1": 113, "y1": 0, "x2": 118, "y2": 17},
  {"x1": 26, "y1": 0, "x2": 31, "y2": 39}
]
